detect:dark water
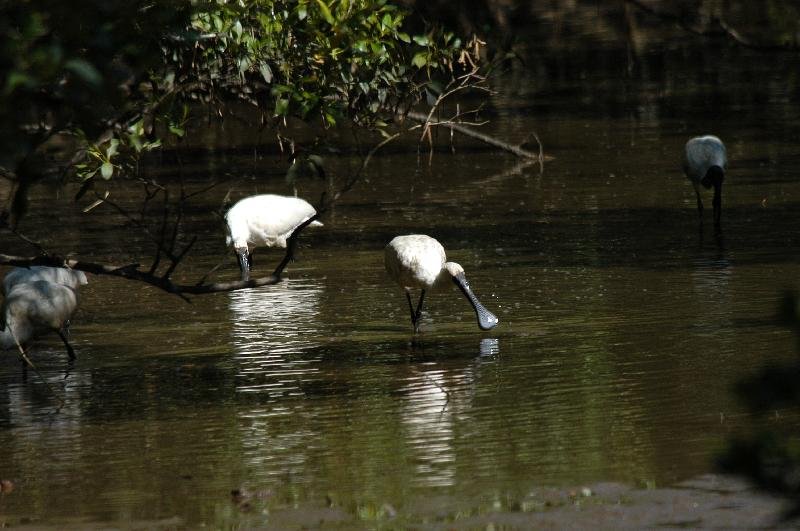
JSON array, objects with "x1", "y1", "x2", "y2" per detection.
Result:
[{"x1": 2, "y1": 6, "x2": 800, "y2": 528}]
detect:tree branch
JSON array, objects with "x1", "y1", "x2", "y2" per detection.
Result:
[
  {"x1": 405, "y1": 111, "x2": 552, "y2": 161},
  {"x1": 0, "y1": 253, "x2": 285, "y2": 295}
]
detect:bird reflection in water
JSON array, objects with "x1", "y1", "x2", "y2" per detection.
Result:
[
  {"x1": 227, "y1": 279, "x2": 323, "y2": 397},
  {"x1": 400, "y1": 338, "x2": 499, "y2": 488},
  {"x1": 479, "y1": 337, "x2": 500, "y2": 357},
  {"x1": 691, "y1": 232, "x2": 733, "y2": 336}
]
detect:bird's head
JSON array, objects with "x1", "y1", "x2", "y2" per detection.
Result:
[
  {"x1": 445, "y1": 261, "x2": 499, "y2": 331},
  {"x1": 443, "y1": 261, "x2": 465, "y2": 278},
  {"x1": 701, "y1": 165, "x2": 724, "y2": 190}
]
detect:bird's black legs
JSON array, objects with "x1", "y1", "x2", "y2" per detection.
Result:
[
  {"x1": 413, "y1": 290, "x2": 426, "y2": 333},
  {"x1": 236, "y1": 248, "x2": 250, "y2": 281},
  {"x1": 405, "y1": 289, "x2": 416, "y2": 325},
  {"x1": 404, "y1": 289, "x2": 426, "y2": 333},
  {"x1": 693, "y1": 182, "x2": 704, "y2": 220},
  {"x1": 57, "y1": 329, "x2": 76, "y2": 361},
  {"x1": 712, "y1": 182, "x2": 722, "y2": 230}
]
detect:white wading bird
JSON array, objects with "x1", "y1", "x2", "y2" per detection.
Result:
[
  {"x1": 2, "y1": 265, "x2": 88, "y2": 295},
  {"x1": 683, "y1": 135, "x2": 727, "y2": 227},
  {"x1": 384, "y1": 234, "x2": 499, "y2": 333},
  {"x1": 225, "y1": 194, "x2": 323, "y2": 281},
  {"x1": 0, "y1": 280, "x2": 80, "y2": 360}
]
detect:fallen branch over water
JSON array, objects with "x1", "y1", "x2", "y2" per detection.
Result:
[
  {"x1": 0, "y1": 216, "x2": 320, "y2": 297},
  {"x1": 405, "y1": 111, "x2": 552, "y2": 162}
]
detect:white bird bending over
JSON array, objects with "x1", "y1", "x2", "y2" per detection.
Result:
[
  {"x1": 1, "y1": 280, "x2": 79, "y2": 360},
  {"x1": 2, "y1": 265, "x2": 88, "y2": 296},
  {"x1": 225, "y1": 194, "x2": 323, "y2": 281},
  {"x1": 385, "y1": 234, "x2": 499, "y2": 333},
  {"x1": 683, "y1": 135, "x2": 727, "y2": 227}
]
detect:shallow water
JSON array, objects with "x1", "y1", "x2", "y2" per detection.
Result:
[{"x1": 2, "y1": 6, "x2": 800, "y2": 528}]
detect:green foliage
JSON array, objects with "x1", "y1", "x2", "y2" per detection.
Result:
[
  {"x1": 173, "y1": 0, "x2": 464, "y2": 126},
  {"x1": 0, "y1": 0, "x2": 474, "y2": 203},
  {"x1": 0, "y1": 1, "x2": 189, "y2": 171}
]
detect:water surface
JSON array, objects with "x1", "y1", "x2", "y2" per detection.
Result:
[{"x1": 2, "y1": 8, "x2": 800, "y2": 527}]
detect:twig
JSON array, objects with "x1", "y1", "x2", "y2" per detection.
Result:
[
  {"x1": 327, "y1": 132, "x2": 402, "y2": 206},
  {"x1": 406, "y1": 111, "x2": 551, "y2": 160}
]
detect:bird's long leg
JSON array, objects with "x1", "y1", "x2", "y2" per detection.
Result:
[
  {"x1": 57, "y1": 329, "x2": 76, "y2": 361},
  {"x1": 693, "y1": 182, "x2": 704, "y2": 219},
  {"x1": 712, "y1": 182, "x2": 722, "y2": 229},
  {"x1": 236, "y1": 248, "x2": 250, "y2": 281},
  {"x1": 413, "y1": 290, "x2": 427, "y2": 333},
  {"x1": 405, "y1": 288, "x2": 417, "y2": 328}
]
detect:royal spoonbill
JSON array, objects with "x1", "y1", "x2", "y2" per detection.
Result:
[
  {"x1": 384, "y1": 234, "x2": 499, "y2": 333},
  {"x1": 225, "y1": 194, "x2": 323, "y2": 281},
  {"x1": 683, "y1": 135, "x2": 727, "y2": 227},
  {"x1": 1, "y1": 280, "x2": 79, "y2": 360},
  {"x1": 2, "y1": 265, "x2": 88, "y2": 296}
]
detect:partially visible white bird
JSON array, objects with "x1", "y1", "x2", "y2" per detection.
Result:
[
  {"x1": 225, "y1": 194, "x2": 323, "y2": 280},
  {"x1": 683, "y1": 135, "x2": 727, "y2": 227},
  {"x1": 385, "y1": 234, "x2": 499, "y2": 333},
  {"x1": 2, "y1": 265, "x2": 88, "y2": 296},
  {"x1": 0, "y1": 280, "x2": 79, "y2": 360}
]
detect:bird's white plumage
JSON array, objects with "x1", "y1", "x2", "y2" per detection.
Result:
[
  {"x1": 384, "y1": 234, "x2": 498, "y2": 331},
  {"x1": 385, "y1": 234, "x2": 448, "y2": 289},
  {"x1": 684, "y1": 135, "x2": 726, "y2": 183},
  {"x1": 2, "y1": 266, "x2": 88, "y2": 296},
  {"x1": 225, "y1": 194, "x2": 322, "y2": 251},
  {"x1": 0, "y1": 280, "x2": 78, "y2": 350}
]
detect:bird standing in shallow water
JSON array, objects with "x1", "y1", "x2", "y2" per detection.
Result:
[
  {"x1": 0, "y1": 280, "x2": 79, "y2": 360},
  {"x1": 384, "y1": 234, "x2": 499, "y2": 333},
  {"x1": 683, "y1": 135, "x2": 727, "y2": 228},
  {"x1": 225, "y1": 194, "x2": 323, "y2": 280}
]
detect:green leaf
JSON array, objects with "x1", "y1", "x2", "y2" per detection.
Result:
[
  {"x1": 275, "y1": 97, "x2": 289, "y2": 116},
  {"x1": 411, "y1": 53, "x2": 427, "y2": 68},
  {"x1": 412, "y1": 35, "x2": 429, "y2": 46},
  {"x1": 64, "y1": 59, "x2": 103, "y2": 87},
  {"x1": 100, "y1": 162, "x2": 114, "y2": 180},
  {"x1": 259, "y1": 62, "x2": 273, "y2": 83},
  {"x1": 297, "y1": 6, "x2": 307, "y2": 20},
  {"x1": 315, "y1": 0, "x2": 335, "y2": 25},
  {"x1": 397, "y1": 32, "x2": 411, "y2": 43},
  {"x1": 5, "y1": 72, "x2": 31, "y2": 93},
  {"x1": 127, "y1": 133, "x2": 143, "y2": 153},
  {"x1": 169, "y1": 124, "x2": 185, "y2": 137},
  {"x1": 106, "y1": 139, "x2": 119, "y2": 158}
]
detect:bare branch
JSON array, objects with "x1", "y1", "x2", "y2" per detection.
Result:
[
  {"x1": 406, "y1": 111, "x2": 552, "y2": 160},
  {"x1": 0, "y1": 253, "x2": 285, "y2": 295}
]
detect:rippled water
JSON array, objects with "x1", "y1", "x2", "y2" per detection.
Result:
[{"x1": 2, "y1": 10, "x2": 800, "y2": 528}]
